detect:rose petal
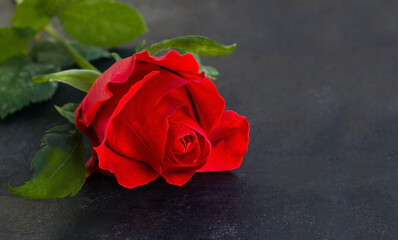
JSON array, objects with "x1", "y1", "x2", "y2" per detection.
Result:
[
  {"x1": 75, "y1": 50, "x2": 246, "y2": 188},
  {"x1": 85, "y1": 153, "x2": 114, "y2": 177},
  {"x1": 135, "y1": 50, "x2": 201, "y2": 76},
  {"x1": 105, "y1": 70, "x2": 191, "y2": 173},
  {"x1": 167, "y1": 107, "x2": 211, "y2": 165},
  {"x1": 76, "y1": 50, "x2": 200, "y2": 130},
  {"x1": 167, "y1": 123, "x2": 196, "y2": 154},
  {"x1": 167, "y1": 123, "x2": 201, "y2": 165},
  {"x1": 197, "y1": 110, "x2": 250, "y2": 172},
  {"x1": 160, "y1": 165, "x2": 196, "y2": 186},
  {"x1": 85, "y1": 154, "x2": 97, "y2": 176},
  {"x1": 76, "y1": 56, "x2": 136, "y2": 127},
  {"x1": 154, "y1": 87, "x2": 196, "y2": 121},
  {"x1": 185, "y1": 77, "x2": 225, "y2": 134},
  {"x1": 160, "y1": 107, "x2": 212, "y2": 185},
  {"x1": 161, "y1": 146, "x2": 198, "y2": 186},
  {"x1": 91, "y1": 62, "x2": 161, "y2": 142},
  {"x1": 95, "y1": 143, "x2": 158, "y2": 189}
]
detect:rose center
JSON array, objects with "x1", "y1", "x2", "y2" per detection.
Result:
[{"x1": 176, "y1": 134, "x2": 195, "y2": 153}]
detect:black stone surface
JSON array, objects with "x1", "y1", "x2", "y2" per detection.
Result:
[{"x1": 1, "y1": 0, "x2": 398, "y2": 239}]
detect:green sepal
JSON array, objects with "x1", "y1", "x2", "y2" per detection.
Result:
[
  {"x1": 54, "y1": 103, "x2": 79, "y2": 124},
  {"x1": 9, "y1": 124, "x2": 87, "y2": 199},
  {"x1": 144, "y1": 35, "x2": 236, "y2": 57},
  {"x1": 33, "y1": 69, "x2": 100, "y2": 92},
  {"x1": 190, "y1": 52, "x2": 219, "y2": 80},
  {"x1": 111, "y1": 52, "x2": 122, "y2": 61},
  {"x1": 135, "y1": 40, "x2": 146, "y2": 53}
]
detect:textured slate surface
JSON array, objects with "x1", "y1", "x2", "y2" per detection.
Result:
[{"x1": 1, "y1": 0, "x2": 398, "y2": 239}]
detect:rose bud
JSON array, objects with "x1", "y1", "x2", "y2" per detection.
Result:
[{"x1": 75, "y1": 50, "x2": 249, "y2": 188}]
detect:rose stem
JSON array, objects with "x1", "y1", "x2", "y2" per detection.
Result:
[{"x1": 44, "y1": 24, "x2": 101, "y2": 73}]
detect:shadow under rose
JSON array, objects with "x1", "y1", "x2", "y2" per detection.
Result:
[
  {"x1": 57, "y1": 166, "x2": 325, "y2": 240},
  {"x1": 56, "y1": 171, "x2": 266, "y2": 239}
]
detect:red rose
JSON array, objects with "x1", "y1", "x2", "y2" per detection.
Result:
[{"x1": 75, "y1": 50, "x2": 249, "y2": 188}]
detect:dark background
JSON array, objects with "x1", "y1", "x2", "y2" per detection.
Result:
[{"x1": 1, "y1": 0, "x2": 398, "y2": 239}]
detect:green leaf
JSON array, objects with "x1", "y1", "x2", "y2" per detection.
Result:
[
  {"x1": 12, "y1": 0, "x2": 51, "y2": 30},
  {"x1": 12, "y1": 0, "x2": 82, "y2": 30},
  {"x1": 9, "y1": 124, "x2": 87, "y2": 199},
  {"x1": 55, "y1": 103, "x2": 79, "y2": 124},
  {"x1": 0, "y1": 27, "x2": 35, "y2": 65},
  {"x1": 58, "y1": 0, "x2": 147, "y2": 47},
  {"x1": 31, "y1": 38, "x2": 110, "y2": 68},
  {"x1": 33, "y1": 69, "x2": 100, "y2": 92},
  {"x1": 43, "y1": 0, "x2": 81, "y2": 16},
  {"x1": 145, "y1": 35, "x2": 236, "y2": 56},
  {"x1": 0, "y1": 57, "x2": 58, "y2": 120}
]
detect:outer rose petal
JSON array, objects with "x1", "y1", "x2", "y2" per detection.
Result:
[
  {"x1": 91, "y1": 62, "x2": 161, "y2": 142},
  {"x1": 161, "y1": 162, "x2": 196, "y2": 186},
  {"x1": 135, "y1": 50, "x2": 200, "y2": 76},
  {"x1": 95, "y1": 143, "x2": 158, "y2": 189},
  {"x1": 197, "y1": 110, "x2": 250, "y2": 172},
  {"x1": 76, "y1": 56, "x2": 136, "y2": 127},
  {"x1": 75, "y1": 50, "x2": 200, "y2": 131}
]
